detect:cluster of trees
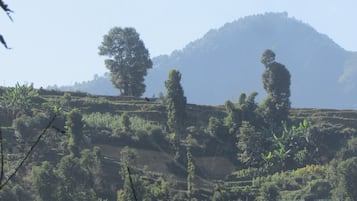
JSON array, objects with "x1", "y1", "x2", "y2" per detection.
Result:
[
  {"x1": 0, "y1": 74, "x2": 184, "y2": 199},
  {"x1": 31, "y1": 147, "x2": 103, "y2": 201},
  {"x1": 158, "y1": 48, "x2": 357, "y2": 200},
  {"x1": 144, "y1": 47, "x2": 357, "y2": 200},
  {"x1": 158, "y1": 49, "x2": 292, "y2": 199},
  {"x1": 0, "y1": 104, "x2": 103, "y2": 200},
  {"x1": 0, "y1": 86, "x2": 173, "y2": 200},
  {"x1": 209, "y1": 49, "x2": 294, "y2": 170},
  {"x1": 207, "y1": 50, "x2": 357, "y2": 200}
]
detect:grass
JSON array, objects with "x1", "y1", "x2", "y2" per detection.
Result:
[{"x1": 83, "y1": 112, "x2": 164, "y2": 132}]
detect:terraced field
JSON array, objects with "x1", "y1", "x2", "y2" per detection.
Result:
[{"x1": 4, "y1": 89, "x2": 354, "y2": 200}]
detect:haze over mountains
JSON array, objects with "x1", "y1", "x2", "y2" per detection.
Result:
[{"x1": 52, "y1": 12, "x2": 357, "y2": 109}]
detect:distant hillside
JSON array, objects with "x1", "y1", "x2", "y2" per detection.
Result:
[
  {"x1": 53, "y1": 12, "x2": 357, "y2": 109},
  {"x1": 48, "y1": 73, "x2": 120, "y2": 96}
]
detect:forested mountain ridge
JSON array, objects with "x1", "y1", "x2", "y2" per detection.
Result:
[{"x1": 54, "y1": 12, "x2": 357, "y2": 109}]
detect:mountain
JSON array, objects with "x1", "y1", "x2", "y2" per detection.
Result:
[{"x1": 53, "y1": 12, "x2": 357, "y2": 109}]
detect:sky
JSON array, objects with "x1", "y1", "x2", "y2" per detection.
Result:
[{"x1": 0, "y1": 0, "x2": 356, "y2": 88}]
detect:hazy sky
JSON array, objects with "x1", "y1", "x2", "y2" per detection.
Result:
[{"x1": 0, "y1": 0, "x2": 356, "y2": 87}]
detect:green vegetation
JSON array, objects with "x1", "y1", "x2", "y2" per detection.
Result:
[
  {"x1": 66, "y1": 109, "x2": 84, "y2": 157},
  {"x1": 260, "y1": 49, "x2": 291, "y2": 130},
  {"x1": 165, "y1": 69, "x2": 187, "y2": 136},
  {"x1": 98, "y1": 27, "x2": 153, "y2": 97},
  {"x1": 165, "y1": 69, "x2": 187, "y2": 159},
  {"x1": 0, "y1": 83, "x2": 38, "y2": 121},
  {"x1": 0, "y1": 48, "x2": 356, "y2": 201}
]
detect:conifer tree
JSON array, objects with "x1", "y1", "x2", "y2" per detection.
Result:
[
  {"x1": 165, "y1": 69, "x2": 187, "y2": 136},
  {"x1": 66, "y1": 109, "x2": 84, "y2": 157}
]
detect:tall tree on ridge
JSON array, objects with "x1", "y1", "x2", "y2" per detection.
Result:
[
  {"x1": 260, "y1": 49, "x2": 291, "y2": 129},
  {"x1": 165, "y1": 69, "x2": 187, "y2": 136},
  {"x1": 98, "y1": 27, "x2": 152, "y2": 97}
]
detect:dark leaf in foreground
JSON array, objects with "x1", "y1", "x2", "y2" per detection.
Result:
[
  {"x1": 0, "y1": 34, "x2": 11, "y2": 49},
  {"x1": 0, "y1": 0, "x2": 13, "y2": 21}
]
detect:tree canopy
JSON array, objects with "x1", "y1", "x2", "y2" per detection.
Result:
[{"x1": 98, "y1": 27, "x2": 152, "y2": 97}]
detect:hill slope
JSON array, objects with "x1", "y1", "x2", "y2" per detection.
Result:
[{"x1": 2, "y1": 87, "x2": 357, "y2": 200}]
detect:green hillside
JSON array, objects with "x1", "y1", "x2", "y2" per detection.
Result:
[{"x1": 0, "y1": 86, "x2": 356, "y2": 200}]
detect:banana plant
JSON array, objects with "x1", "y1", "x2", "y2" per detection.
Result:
[
  {"x1": 272, "y1": 132, "x2": 291, "y2": 169},
  {"x1": 0, "y1": 83, "x2": 38, "y2": 119}
]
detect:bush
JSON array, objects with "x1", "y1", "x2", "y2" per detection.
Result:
[
  {"x1": 12, "y1": 113, "x2": 48, "y2": 143},
  {"x1": 258, "y1": 182, "x2": 279, "y2": 201}
]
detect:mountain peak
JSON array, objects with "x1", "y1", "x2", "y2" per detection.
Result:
[{"x1": 146, "y1": 12, "x2": 356, "y2": 108}]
